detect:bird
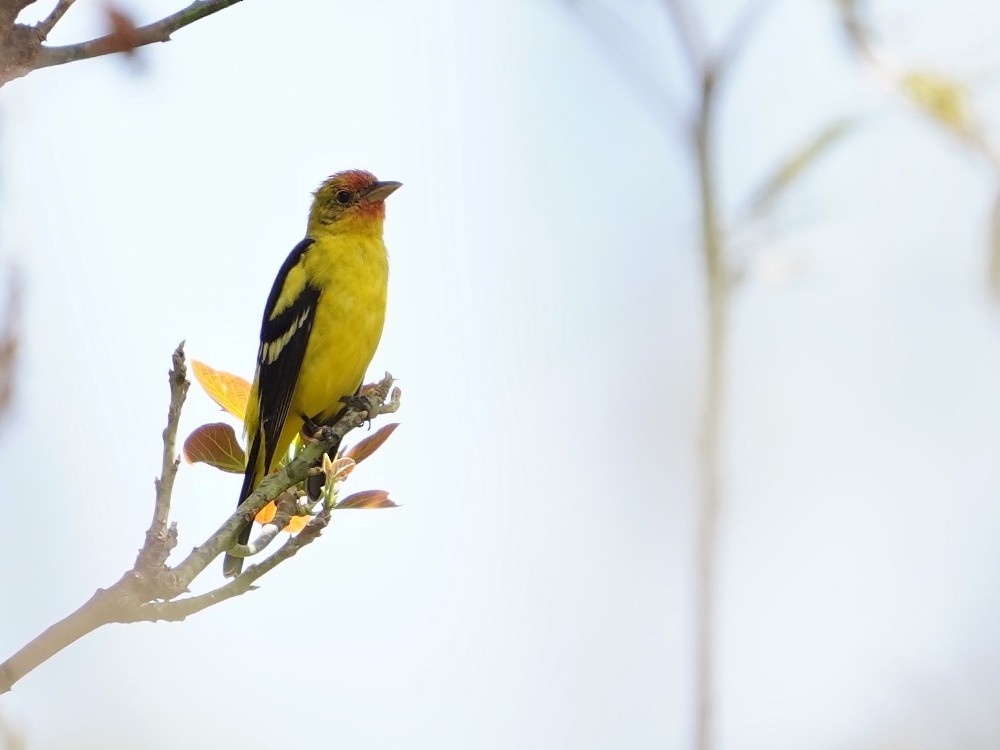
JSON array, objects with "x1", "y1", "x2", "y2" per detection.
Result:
[{"x1": 223, "y1": 169, "x2": 401, "y2": 578}]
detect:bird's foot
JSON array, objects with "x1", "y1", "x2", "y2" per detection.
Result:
[
  {"x1": 300, "y1": 416, "x2": 324, "y2": 443},
  {"x1": 342, "y1": 382, "x2": 392, "y2": 426}
]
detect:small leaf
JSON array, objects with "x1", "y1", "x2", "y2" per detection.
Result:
[
  {"x1": 748, "y1": 119, "x2": 854, "y2": 217},
  {"x1": 191, "y1": 360, "x2": 251, "y2": 421},
  {"x1": 343, "y1": 423, "x2": 399, "y2": 464},
  {"x1": 284, "y1": 515, "x2": 310, "y2": 533},
  {"x1": 322, "y1": 455, "x2": 356, "y2": 484},
  {"x1": 902, "y1": 70, "x2": 975, "y2": 136},
  {"x1": 255, "y1": 500, "x2": 311, "y2": 532},
  {"x1": 335, "y1": 489, "x2": 397, "y2": 509},
  {"x1": 183, "y1": 423, "x2": 245, "y2": 473},
  {"x1": 255, "y1": 501, "x2": 277, "y2": 524}
]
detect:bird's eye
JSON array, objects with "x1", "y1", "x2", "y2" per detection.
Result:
[{"x1": 335, "y1": 190, "x2": 354, "y2": 205}]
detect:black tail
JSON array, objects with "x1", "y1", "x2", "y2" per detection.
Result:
[
  {"x1": 223, "y1": 436, "x2": 262, "y2": 578},
  {"x1": 223, "y1": 429, "x2": 343, "y2": 577}
]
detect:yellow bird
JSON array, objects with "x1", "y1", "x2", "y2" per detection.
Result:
[{"x1": 223, "y1": 170, "x2": 401, "y2": 578}]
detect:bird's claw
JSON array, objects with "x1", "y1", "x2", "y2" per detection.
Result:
[{"x1": 340, "y1": 391, "x2": 380, "y2": 427}]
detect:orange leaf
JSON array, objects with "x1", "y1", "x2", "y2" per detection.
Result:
[
  {"x1": 284, "y1": 515, "x2": 310, "y2": 533},
  {"x1": 254, "y1": 500, "x2": 310, "y2": 533},
  {"x1": 255, "y1": 500, "x2": 277, "y2": 524},
  {"x1": 191, "y1": 360, "x2": 251, "y2": 421},
  {"x1": 182, "y1": 423, "x2": 245, "y2": 473},
  {"x1": 335, "y1": 489, "x2": 397, "y2": 509},
  {"x1": 343, "y1": 423, "x2": 399, "y2": 464}
]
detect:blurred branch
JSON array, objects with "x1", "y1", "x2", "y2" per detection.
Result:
[
  {"x1": 0, "y1": 273, "x2": 20, "y2": 434},
  {"x1": 835, "y1": 0, "x2": 1000, "y2": 297},
  {"x1": 0, "y1": 344, "x2": 400, "y2": 694},
  {"x1": 837, "y1": 0, "x2": 1000, "y2": 167},
  {"x1": 744, "y1": 118, "x2": 856, "y2": 220},
  {"x1": 713, "y1": 0, "x2": 773, "y2": 86},
  {"x1": 0, "y1": 0, "x2": 244, "y2": 87},
  {"x1": 691, "y1": 58, "x2": 725, "y2": 750},
  {"x1": 662, "y1": 0, "x2": 705, "y2": 80},
  {"x1": 564, "y1": 3, "x2": 788, "y2": 749},
  {"x1": 0, "y1": 709, "x2": 24, "y2": 750}
]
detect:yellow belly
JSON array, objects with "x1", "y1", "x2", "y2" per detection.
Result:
[{"x1": 264, "y1": 232, "x2": 388, "y2": 471}]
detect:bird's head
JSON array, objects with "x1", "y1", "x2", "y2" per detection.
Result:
[{"x1": 308, "y1": 169, "x2": 402, "y2": 236}]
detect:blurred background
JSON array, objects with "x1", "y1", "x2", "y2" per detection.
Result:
[{"x1": 1, "y1": 0, "x2": 1000, "y2": 747}]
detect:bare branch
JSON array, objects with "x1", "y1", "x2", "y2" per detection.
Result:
[
  {"x1": 0, "y1": 0, "x2": 35, "y2": 48},
  {"x1": 34, "y1": 0, "x2": 243, "y2": 69},
  {"x1": 713, "y1": 0, "x2": 773, "y2": 84},
  {"x1": 123, "y1": 509, "x2": 332, "y2": 623},
  {"x1": 35, "y1": 0, "x2": 75, "y2": 40},
  {"x1": 0, "y1": 0, "x2": 244, "y2": 86},
  {"x1": 0, "y1": 585, "x2": 118, "y2": 695},
  {"x1": 0, "y1": 349, "x2": 401, "y2": 694},
  {"x1": 0, "y1": 272, "x2": 20, "y2": 432},
  {"x1": 661, "y1": 0, "x2": 704, "y2": 81},
  {"x1": 135, "y1": 342, "x2": 187, "y2": 574}
]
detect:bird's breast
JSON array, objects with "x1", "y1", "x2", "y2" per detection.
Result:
[{"x1": 292, "y1": 235, "x2": 389, "y2": 423}]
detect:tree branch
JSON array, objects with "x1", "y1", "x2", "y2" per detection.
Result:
[
  {"x1": 134, "y1": 343, "x2": 187, "y2": 575},
  {"x1": 35, "y1": 0, "x2": 74, "y2": 40},
  {"x1": 0, "y1": 348, "x2": 400, "y2": 694},
  {"x1": 35, "y1": 0, "x2": 244, "y2": 69},
  {"x1": 0, "y1": 0, "x2": 244, "y2": 86},
  {"x1": 661, "y1": 0, "x2": 704, "y2": 83},
  {"x1": 0, "y1": 0, "x2": 34, "y2": 49}
]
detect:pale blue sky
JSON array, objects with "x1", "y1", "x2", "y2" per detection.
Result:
[{"x1": 2, "y1": 1, "x2": 1000, "y2": 748}]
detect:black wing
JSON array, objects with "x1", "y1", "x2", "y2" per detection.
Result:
[
  {"x1": 256, "y1": 237, "x2": 321, "y2": 472},
  {"x1": 224, "y1": 238, "x2": 320, "y2": 578}
]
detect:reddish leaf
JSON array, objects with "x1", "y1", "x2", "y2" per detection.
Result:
[
  {"x1": 183, "y1": 422, "x2": 245, "y2": 473},
  {"x1": 97, "y1": 4, "x2": 142, "y2": 58},
  {"x1": 191, "y1": 359, "x2": 251, "y2": 421},
  {"x1": 342, "y1": 423, "x2": 399, "y2": 464},
  {"x1": 322, "y1": 455, "x2": 355, "y2": 484},
  {"x1": 335, "y1": 489, "x2": 397, "y2": 510}
]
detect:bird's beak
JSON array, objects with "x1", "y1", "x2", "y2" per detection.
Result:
[{"x1": 363, "y1": 181, "x2": 402, "y2": 203}]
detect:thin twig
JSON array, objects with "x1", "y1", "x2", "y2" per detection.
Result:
[
  {"x1": 562, "y1": 0, "x2": 687, "y2": 139},
  {"x1": 123, "y1": 509, "x2": 332, "y2": 623},
  {"x1": 713, "y1": 0, "x2": 773, "y2": 85},
  {"x1": 662, "y1": 0, "x2": 704, "y2": 82},
  {"x1": 34, "y1": 0, "x2": 75, "y2": 39},
  {"x1": 228, "y1": 488, "x2": 306, "y2": 561},
  {"x1": 692, "y1": 64, "x2": 727, "y2": 750},
  {"x1": 34, "y1": 0, "x2": 243, "y2": 69},
  {"x1": 162, "y1": 374, "x2": 398, "y2": 596},
  {"x1": 135, "y1": 342, "x2": 187, "y2": 573},
  {"x1": 0, "y1": 349, "x2": 400, "y2": 694}
]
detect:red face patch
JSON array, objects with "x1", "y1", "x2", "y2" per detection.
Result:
[{"x1": 328, "y1": 169, "x2": 378, "y2": 194}]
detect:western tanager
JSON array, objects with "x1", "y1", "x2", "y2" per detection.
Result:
[{"x1": 223, "y1": 170, "x2": 401, "y2": 578}]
